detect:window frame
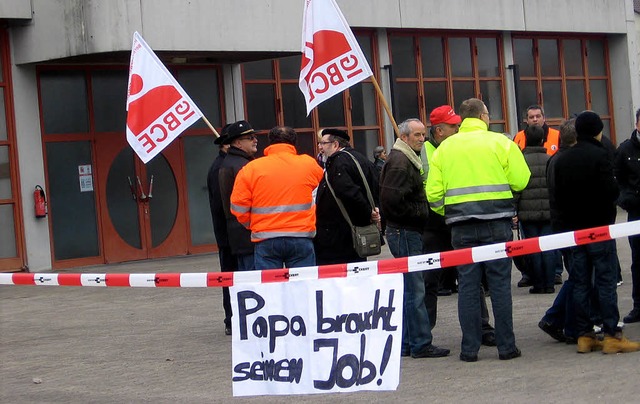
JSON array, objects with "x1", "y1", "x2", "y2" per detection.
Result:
[{"x1": 388, "y1": 30, "x2": 508, "y2": 133}]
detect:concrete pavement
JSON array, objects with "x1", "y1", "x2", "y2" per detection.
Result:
[{"x1": 1, "y1": 223, "x2": 639, "y2": 403}]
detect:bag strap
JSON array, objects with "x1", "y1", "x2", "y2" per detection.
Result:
[{"x1": 324, "y1": 150, "x2": 376, "y2": 227}]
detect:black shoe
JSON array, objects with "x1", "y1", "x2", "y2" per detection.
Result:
[
  {"x1": 564, "y1": 336, "x2": 577, "y2": 345},
  {"x1": 437, "y1": 288, "x2": 453, "y2": 296},
  {"x1": 412, "y1": 344, "x2": 450, "y2": 358},
  {"x1": 498, "y1": 347, "x2": 521, "y2": 360},
  {"x1": 623, "y1": 308, "x2": 640, "y2": 323},
  {"x1": 459, "y1": 352, "x2": 478, "y2": 362},
  {"x1": 529, "y1": 287, "x2": 555, "y2": 294},
  {"x1": 481, "y1": 332, "x2": 497, "y2": 347},
  {"x1": 224, "y1": 325, "x2": 232, "y2": 336},
  {"x1": 538, "y1": 320, "x2": 566, "y2": 342},
  {"x1": 517, "y1": 276, "x2": 532, "y2": 288},
  {"x1": 554, "y1": 274, "x2": 563, "y2": 285}
]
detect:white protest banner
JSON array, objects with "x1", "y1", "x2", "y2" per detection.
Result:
[
  {"x1": 126, "y1": 32, "x2": 203, "y2": 164},
  {"x1": 230, "y1": 274, "x2": 403, "y2": 397},
  {"x1": 299, "y1": 0, "x2": 374, "y2": 116}
]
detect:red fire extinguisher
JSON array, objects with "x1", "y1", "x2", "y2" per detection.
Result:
[{"x1": 34, "y1": 185, "x2": 47, "y2": 218}]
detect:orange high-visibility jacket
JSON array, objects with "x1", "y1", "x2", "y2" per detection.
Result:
[
  {"x1": 513, "y1": 127, "x2": 560, "y2": 156},
  {"x1": 230, "y1": 143, "x2": 324, "y2": 242}
]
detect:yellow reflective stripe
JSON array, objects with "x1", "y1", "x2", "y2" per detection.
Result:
[
  {"x1": 251, "y1": 202, "x2": 314, "y2": 215},
  {"x1": 445, "y1": 184, "x2": 511, "y2": 197}
]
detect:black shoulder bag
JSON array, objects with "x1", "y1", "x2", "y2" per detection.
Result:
[{"x1": 324, "y1": 152, "x2": 381, "y2": 258}]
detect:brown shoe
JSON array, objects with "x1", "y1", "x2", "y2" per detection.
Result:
[
  {"x1": 577, "y1": 335, "x2": 603, "y2": 353},
  {"x1": 602, "y1": 334, "x2": 640, "y2": 354}
]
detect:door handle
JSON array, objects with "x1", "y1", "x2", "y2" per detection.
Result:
[
  {"x1": 127, "y1": 176, "x2": 137, "y2": 200},
  {"x1": 148, "y1": 175, "x2": 154, "y2": 199},
  {"x1": 136, "y1": 176, "x2": 148, "y2": 201}
]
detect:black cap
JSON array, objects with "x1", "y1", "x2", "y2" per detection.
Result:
[
  {"x1": 321, "y1": 128, "x2": 350, "y2": 141},
  {"x1": 223, "y1": 120, "x2": 256, "y2": 145},
  {"x1": 214, "y1": 123, "x2": 232, "y2": 145},
  {"x1": 575, "y1": 111, "x2": 604, "y2": 138}
]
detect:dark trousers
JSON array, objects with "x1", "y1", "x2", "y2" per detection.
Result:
[
  {"x1": 571, "y1": 240, "x2": 620, "y2": 337},
  {"x1": 629, "y1": 210, "x2": 640, "y2": 309},
  {"x1": 218, "y1": 246, "x2": 238, "y2": 327}
]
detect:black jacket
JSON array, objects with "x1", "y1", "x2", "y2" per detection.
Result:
[
  {"x1": 614, "y1": 129, "x2": 640, "y2": 212},
  {"x1": 207, "y1": 149, "x2": 228, "y2": 247},
  {"x1": 550, "y1": 136, "x2": 619, "y2": 232},
  {"x1": 379, "y1": 148, "x2": 429, "y2": 232},
  {"x1": 314, "y1": 148, "x2": 379, "y2": 264},
  {"x1": 517, "y1": 146, "x2": 551, "y2": 222},
  {"x1": 218, "y1": 146, "x2": 254, "y2": 255}
]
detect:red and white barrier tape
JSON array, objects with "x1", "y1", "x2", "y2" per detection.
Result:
[{"x1": 2, "y1": 221, "x2": 639, "y2": 288}]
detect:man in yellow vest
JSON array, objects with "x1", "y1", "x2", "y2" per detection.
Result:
[
  {"x1": 422, "y1": 105, "x2": 497, "y2": 347},
  {"x1": 427, "y1": 98, "x2": 531, "y2": 362}
]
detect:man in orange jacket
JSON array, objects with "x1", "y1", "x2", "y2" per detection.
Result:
[
  {"x1": 513, "y1": 105, "x2": 560, "y2": 156},
  {"x1": 231, "y1": 126, "x2": 324, "y2": 270}
]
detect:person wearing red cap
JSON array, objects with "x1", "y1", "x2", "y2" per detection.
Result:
[
  {"x1": 422, "y1": 106, "x2": 496, "y2": 347},
  {"x1": 421, "y1": 105, "x2": 461, "y2": 324}
]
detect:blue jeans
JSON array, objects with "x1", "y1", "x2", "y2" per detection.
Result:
[
  {"x1": 254, "y1": 237, "x2": 316, "y2": 270},
  {"x1": 520, "y1": 221, "x2": 555, "y2": 289},
  {"x1": 386, "y1": 226, "x2": 433, "y2": 355},
  {"x1": 237, "y1": 253, "x2": 255, "y2": 271},
  {"x1": 542, "y1": 249, "x2": 576, "y2": 339},
  {"x1": 630, "y1": 210, "x2": 640, "y2": 309},
  {"x1": 570, "y1": 240, "x2": 620, "y2": 336},
  {"x1": 451, "y1": 219, "x2": 516, "y2": 356}
]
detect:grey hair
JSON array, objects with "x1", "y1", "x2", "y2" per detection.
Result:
[
  {"x1": 373, "y1": 146, "x2": 385, "y2": 158},
  {"x1": 398, "y1": 118, "x2": 422, "y2": 136}
]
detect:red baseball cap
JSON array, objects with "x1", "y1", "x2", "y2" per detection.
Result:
[{"x1": 430, "y1": 105, "x2": 462, "y2": 126}]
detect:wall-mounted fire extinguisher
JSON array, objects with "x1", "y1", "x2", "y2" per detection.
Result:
[{"x1": 34, "y1": 185, "x2": 47, "y2": 218}]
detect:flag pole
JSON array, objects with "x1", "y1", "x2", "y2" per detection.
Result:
[
  {"x1": 370, "y1": 75, "x2": 400, "y2": 138},
  {"x1": 201, "y1": 115, "x2": 220, "y2": 138}
]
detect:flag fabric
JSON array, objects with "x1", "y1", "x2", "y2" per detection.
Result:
[
  {"x1": 126, "y1": 32, "x2": 203, "y2": 163},
  {"x1": 299, "y1": 0, "x2": 373, "y2": 116}
]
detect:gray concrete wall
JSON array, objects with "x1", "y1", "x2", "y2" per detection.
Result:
[
  {"x1": 609, "y1": 2, "x2": 640, "y2": 145},
  {"x1": 0, "y1": 0, "x2": 32, "y2": 19},
  {"x1": 10, "y1": 0, "x2": 632, "y2": 64},
  {"x1": 10, "y1": 62, "x2": 52, "y2": 271}
]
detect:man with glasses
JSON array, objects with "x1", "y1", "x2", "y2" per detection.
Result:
[
  {"x1": 427, "y1": 98, "x2": 530, "y2": 362},
  {"x1": 219, "y1": 120, "x2": 259, "y2": 271},
  {"x1": 231, "y1": 126, "x2": 323, "y2": 270},
  {"x1": 314, "y1": 128, "x2": 380, "y2": 265}
]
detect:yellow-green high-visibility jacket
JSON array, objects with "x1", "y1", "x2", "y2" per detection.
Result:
[{"x1": 426, "y1": 118, "x2": 531, "y2": 225}]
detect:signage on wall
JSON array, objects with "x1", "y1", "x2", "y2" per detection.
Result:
[{"x1": 78, "y1": 164, "x2": 93, "y2": 192}]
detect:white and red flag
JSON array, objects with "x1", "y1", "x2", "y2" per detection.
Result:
[
  {"x1": 299, "y1": 0, "x2": 373, "y2": 115},
  {"x1": 126, "y1": 32, "x2": 203, "y2": 163}
]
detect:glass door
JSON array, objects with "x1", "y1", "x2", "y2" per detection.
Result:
[{"x1": 95, "y1": 133, "x2": 187, "y2": 263}]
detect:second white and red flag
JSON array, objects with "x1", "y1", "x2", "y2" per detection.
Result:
[{"x1": 299, "y1": 0, "x2": 373, "y2": 115}]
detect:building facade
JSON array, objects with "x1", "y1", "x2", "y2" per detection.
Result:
[{"x1": 1, "y1": 0, "x2": 638, "y2": 272}]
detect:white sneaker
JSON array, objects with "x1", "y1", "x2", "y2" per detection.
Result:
[{"x1": 617, "y1": 280, "x2": 624, "y2": 287}]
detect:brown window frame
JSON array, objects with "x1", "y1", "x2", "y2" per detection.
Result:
[
  {"x1": 511, "y1": 34, "x2": 615, "y2": 141},
  {"x1": 0, "y1": 27, "x2": 26, "y2": 272},
  {"x1": 388, "y1": 30, "x2": 508, "y2": 133}
]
